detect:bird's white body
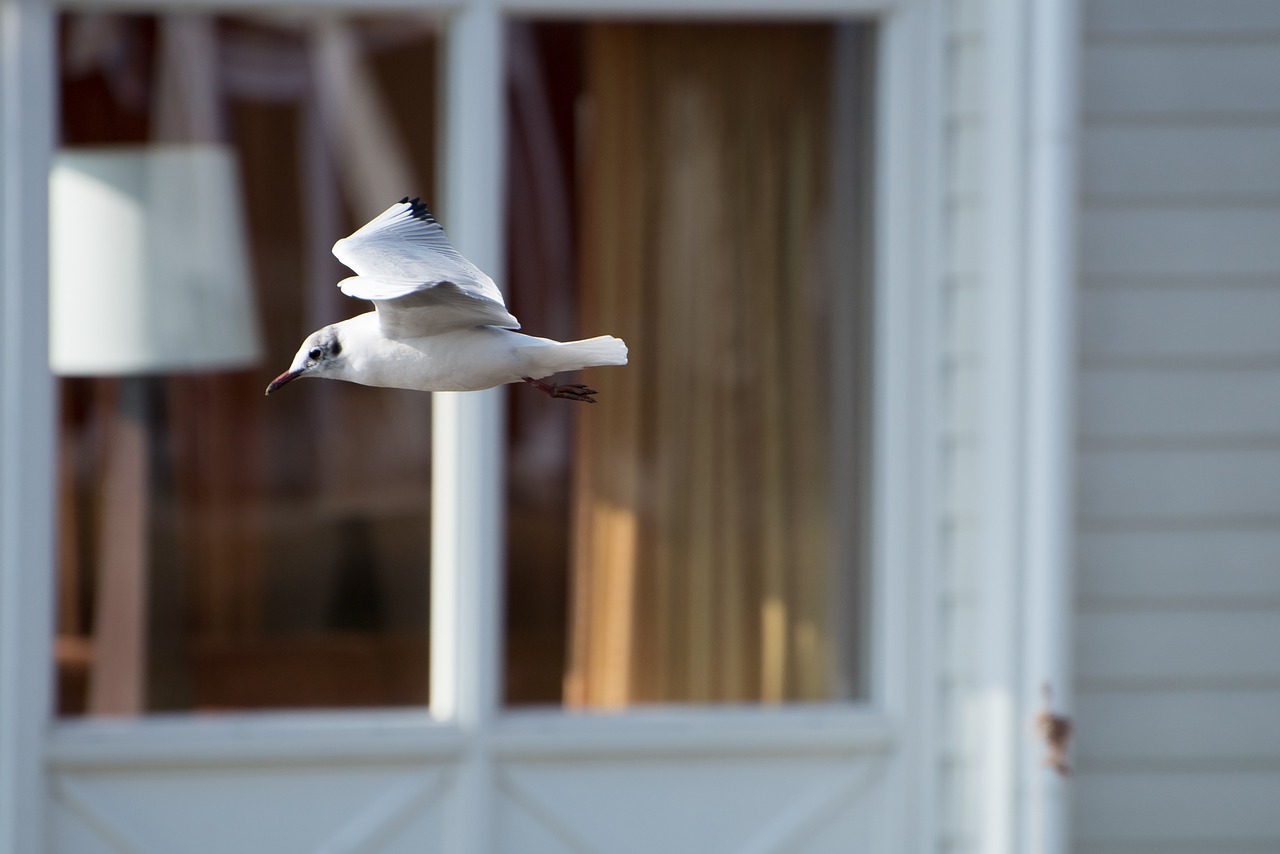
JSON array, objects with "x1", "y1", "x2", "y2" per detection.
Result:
[
  {"x1": 266, "y1": 197, "x2": 627, "y2": 400},
  {"x1": 324, "y1": 311, "x2": 627, "y2": 393}
]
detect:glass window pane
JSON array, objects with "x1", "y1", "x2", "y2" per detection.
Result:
[
  {"x1": 53, "y1": 12, "x2": 440, "y2": 715},
  {"x1": 503, "y1": 21, "x2": 875, "y2": 707}
]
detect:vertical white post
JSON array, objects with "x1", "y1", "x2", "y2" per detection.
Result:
[
  {"x1": 432, "y1": 0, "x2": 504, "y2": 734},
  {"x1": 1020, "y1": 1, "x2": 1079, "y2": 853},
  {"x1": 981, "y1": 1, "x2": 1080, "y2": 852},
  {"x1": 432, "y1": 1, "x2": 504, "y2": 852},
  {"x1": 980, "y1": 1, "x2": 1030, "y2": 853},
  {"x1": 0, "y1": 0, "x2": 56, "y2": 851}
]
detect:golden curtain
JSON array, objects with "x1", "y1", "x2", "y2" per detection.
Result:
[{"x1": 568, "y1": 24, "x2": 845, "y2": 707}]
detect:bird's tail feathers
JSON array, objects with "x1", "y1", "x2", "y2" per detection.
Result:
[
  {"x1": 525, "y1": 335, "x2": 628, "y2": 378},
  {"x1": 561, "y1": 335, "x2": 628, "y2": 369}
]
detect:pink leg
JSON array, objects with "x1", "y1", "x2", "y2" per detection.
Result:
[{"x1": 522, "y1": 376, "x2": 599, "y2": 403}]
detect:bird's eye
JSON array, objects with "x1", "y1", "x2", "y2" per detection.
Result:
[{"x1": 308, "y1": 347, "x2": 323, "y2": 361}]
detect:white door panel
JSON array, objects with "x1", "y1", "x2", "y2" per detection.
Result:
[
  {"x1": 51, "y1": 765, "x2": 451, "y2": 854},
  {"x1": 495, "y1": 756, "x2": 887, "y2": 854},
  {"x1": 50, "y1": 753, "x2": 889, "y2": 854}
]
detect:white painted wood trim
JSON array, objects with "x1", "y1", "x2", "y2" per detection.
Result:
[
  {"x1": 489, "y1": 708, "x2": 896, "y2": 758},
  {"x1": 981, "y1": 2, "x2": 1081, "y2": 854},
  {"x1": 431, "y1": 0, "x2": 506, "y2": 731},
  {"x1": 872, "y1": 1, "x2": 945, "y2": 852},
  {"x1": 46, "y1": 707, "x2": 894, "y2": 769},
  {"x1": 47, "y1": 713, "x2": 466, "y2": 768},
  {"x1": 0, "y1": 1, "x2": 57, "y2": 852},
  {"x1": 1019, "y1": 2, "x2": 1079, "y2": 854},
  {"x1": 432, "y1": 5, "x2": 505, "y2": 854},
  {"x1": 429, "y1": 391, "x2": 505, "y2": 727},
  {"x1": 980, "y1": 0, "x2": 1031, "y2": 852}
]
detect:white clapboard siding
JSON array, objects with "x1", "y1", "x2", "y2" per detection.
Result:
[
  {"x1": 1074, "y1": 2, "x2": 1280, "y2": 852},
  {"x1": 1079, "y1": 448, "x2": 1280, "y2": 522},
  {"x1": 1077, "y1": 610, "x2": 1280, "y2": 684},
  {"x1": 1080, "y1": 287, "x2": 1280, "y2": 360},
  {"x1": 1079, "y1": 529, "x2": 1280, "y2": 602},
  {"x1": 1084, "y1": 44, "x2": 1280, "y2": 118},
  {"x1": 1076, "y1": 774, "x2": 1280, "y2": 843},
  {"x1": 1083, "y1": 126, "x2": 1280, "y2": 200},
  {"x1": 1081, "y1": 369, "x2": 1280, "y2": 439},
  {"x1": 1075, "y1": 689, "x2": 1280, "y2": 764},
  {"x1": 1084, "y1": 0, "x2": 1280, "y2": 37},
  {"x1": 1081, "y1": 208, "x2": 1280, "y2": 277}
]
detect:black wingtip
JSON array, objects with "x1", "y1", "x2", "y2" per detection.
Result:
[{"x1": 399, "y1": 196, "x2": 436, "y2": 224}]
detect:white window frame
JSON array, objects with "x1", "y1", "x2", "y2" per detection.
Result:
[{"x1": 0, "y1": 0, "x2": 947, "y2": 851}]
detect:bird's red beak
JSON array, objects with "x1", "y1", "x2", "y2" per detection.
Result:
[{"x1": 265, "y1": 369, "x2": 303, "y2": 396}]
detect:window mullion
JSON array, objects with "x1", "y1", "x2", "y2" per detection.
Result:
[
  {"x1": 429, "y1": 0, "x2": 506, "y2": 733},
  {"x1": 0, "y1": 0, "x2": 57, "y2": 850}
]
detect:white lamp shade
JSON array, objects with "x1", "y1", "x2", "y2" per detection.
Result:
[{"x1": 50, "y1": 144, "x2": 263, "y2": 375}]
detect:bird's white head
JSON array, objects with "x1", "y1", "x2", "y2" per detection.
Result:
[{"x1": 265, "y1": 325, "x2": 347, "y2": 395}]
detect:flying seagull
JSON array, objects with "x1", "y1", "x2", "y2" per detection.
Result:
[{"x1": 266, "y1": 197, "x2": 627, "y2": 402}]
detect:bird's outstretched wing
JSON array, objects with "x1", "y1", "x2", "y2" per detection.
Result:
[{"x1": 332, "y1": 197, "x2": 520, "y2": 338}]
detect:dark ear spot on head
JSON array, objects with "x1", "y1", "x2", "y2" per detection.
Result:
[{"x1": 330, "y1": 339, "x2": 342, "y2": 357}]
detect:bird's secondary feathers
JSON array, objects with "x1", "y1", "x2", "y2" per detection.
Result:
[{"x1": 333, "y1": 197, "x2": 519, "y2": 338}]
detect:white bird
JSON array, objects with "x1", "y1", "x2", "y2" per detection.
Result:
[{"x1": 266, "y1": 197, "x2": 627, "y2": 402}]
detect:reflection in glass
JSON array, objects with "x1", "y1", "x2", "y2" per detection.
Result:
[
  {"x1": 54, "y1": 13, "x2": 440, "y2": 714},
  {"x1": 503, "y1": 22, "x2": 874, "y2": 706}
]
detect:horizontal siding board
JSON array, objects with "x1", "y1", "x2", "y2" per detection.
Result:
[
  {"x1": 1079, "y1": 287, "x2": 1280, "y2": 360},
  {"x1": 1079, "y1": 369, "x2": 1280, "y2": 439},
  {"x1": 1082, "y1": 126, "x2": 1280, "y2": 200},
  {"x1": 1074, "y1": 772, "x2": 1280, "y2": 841},
  {"x1": 1079, "y1": 529, "x2": 1280, "y2": 601},
  {"x1": 1085, "y1": 0, "x2": 1280, "y2": 36},
  {"x1": 1083, "y1": 274, "x2": 1280, "y2": 289},
  {"x1": 1076, "y1": 611, "x2": 1280, "y2": 682},
  {"x1": 1084, "y1": 44, "x2": 1280, "y2": 117},
  {"x1": 1077, "y1": 6, "x2": 1280, "y2": 854},
  {"x1": 1079, "y1": 448, "x2": 1280, "y2": 521},
  {"x1": 1075, "y1": 690, "x2": 1280, "y2": 763},
  {"x1": 1080, "y1": 209, "x2": 1280, "y2": 276}
]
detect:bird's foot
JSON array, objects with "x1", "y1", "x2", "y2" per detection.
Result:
[{"x1": 522, "y1": 376, "x2": 598, "y2": 403}]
